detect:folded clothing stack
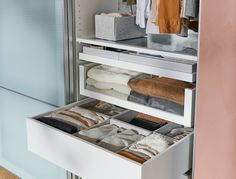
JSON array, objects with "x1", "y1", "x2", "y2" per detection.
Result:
[
  {"x1": 119, "y1": 133, "x2": 174, "y2": 163},
  {"x1": 36, "y1": 106, "x2": 109, "y2": 134},
  {"x1": 128, "y1": 77, "x2": 195, "y2": 115},
  {"x1": 76, "y1": 124, "x2": 144, "y2": 152},
  {"x1": 157, "y1": 123, "x2": 193, "y2": 141},
  {"x1": 87, "y1": 101, "x2": 125, "y2": 116},
  {"x1": 86, "y1": 65, "x2": 142, "y2": 100}
]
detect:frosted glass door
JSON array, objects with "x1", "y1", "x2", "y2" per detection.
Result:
[
  {"x1": 0, "y1": 88, "x2": 67, "y2": 179},
  {"x1": 0, "y1": 0, "x2": 65, "y2": 106}
]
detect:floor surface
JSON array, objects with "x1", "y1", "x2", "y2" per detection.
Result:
[{"x1": 0, "y1": 166, "x2": 19, "y2": 179}]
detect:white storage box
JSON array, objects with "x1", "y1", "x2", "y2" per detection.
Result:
[{"x1": 95, "y1": 15, "x2": 146, "y2": 41}]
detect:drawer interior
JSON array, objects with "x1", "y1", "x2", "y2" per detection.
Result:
[{"x1": 27, "y1": 98, "x2": 193, "y2": 179}]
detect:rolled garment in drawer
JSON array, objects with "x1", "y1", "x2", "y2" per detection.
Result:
[{"x1": 114, "y1": 110, "x2": 168, "y2": 131}]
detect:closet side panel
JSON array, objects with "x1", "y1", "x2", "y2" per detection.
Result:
[
  {"x1": 75, "y1": 0, "x2": 118, "y2": 37},
  {"x1": 194, "y1": 0, "x2": 236, "y2": 179}
]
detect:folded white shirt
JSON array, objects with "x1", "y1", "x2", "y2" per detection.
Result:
[
  {"x1": 86, "y1": 78, "x2": 131, "y2": 95},
  {"x1": 87, "y1": 65, "x2": 141, "y2": 86}
]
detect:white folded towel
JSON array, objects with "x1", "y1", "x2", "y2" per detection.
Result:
[
  {"x1": 86, "y1": 78, "x2": 131, "y2": 95},
  {"x1": 87, "y1": 85, "x2": 129, "y2": 100},
  {"x1": 87, "y1": 65, "x2": 142, "y2": 86}
]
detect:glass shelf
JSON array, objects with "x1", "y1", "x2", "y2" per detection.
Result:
[{"x1": 77, "y1": 33, "x2": 198, "y2": 61}]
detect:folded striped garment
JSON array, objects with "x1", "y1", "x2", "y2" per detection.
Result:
[
  {"x1": 87, "y1": 101, "x2": 125, "y2": 116},
  {"x1": 69, "y1": 106, "x2": 108, "y2": 123},
  {"x1": 49, "y1": 106, "x2": 108, "y2": 130}
]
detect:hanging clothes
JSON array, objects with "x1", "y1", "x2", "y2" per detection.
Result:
[
  {"x1": 146, "y1": 0, "x2": 160, "y2": 34},
  {"x1": 182, "y1": 18, "x2": 199, "y2": 32},
  {"x1": 136, "y1": 0, "x2": 148, "y2": 28},
  {"x1": 151, "y1": 0, "x2": 160, "y2": 23},
  {"x1": 185, "y1": 0, "x2": 199, "y2": 18},
  {"x1": 157, "y1": 0, "x2": 182, "y2": 34}
]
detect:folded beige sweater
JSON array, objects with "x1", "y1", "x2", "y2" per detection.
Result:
[{"x1": 129, "y1": 77, "x2": 195, "y2": 105}]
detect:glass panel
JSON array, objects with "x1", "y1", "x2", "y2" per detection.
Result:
[
  {"x1": 0, "y1": 0, "x2": 65, "y2": 106},
  {"x1": 0, "y1": 87, "x2": 67, "y2": 179}
]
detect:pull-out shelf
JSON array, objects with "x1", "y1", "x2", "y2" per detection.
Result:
[
  {"x1": 27, "y1": 99, "x2": 193, "y2": 179},
  {"x1": 79, "y1": 64, "x2": 196, "y2": 127},
  {"x1": 79, "y1": 46, "x2": 197, "y2": 82},
  {"x1": 77, "y1": 37, "x2": 198, "y2": 61}
]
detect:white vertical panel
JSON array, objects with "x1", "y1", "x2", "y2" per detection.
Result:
[{"x1": 75, "y1": 0, "x2": 119, "y2": 37}]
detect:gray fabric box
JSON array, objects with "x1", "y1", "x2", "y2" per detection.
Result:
[{"x1": 95, "y1": 15, "x2": 146, "y2": 41}]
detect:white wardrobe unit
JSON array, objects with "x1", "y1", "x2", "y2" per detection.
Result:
[{"x1": 27, "y1": 0, "x2": 198, "y2": 179}]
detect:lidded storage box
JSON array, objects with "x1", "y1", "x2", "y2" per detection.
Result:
[{"x1": 95, "y1": 14, "x2": 146, "y2": 41}]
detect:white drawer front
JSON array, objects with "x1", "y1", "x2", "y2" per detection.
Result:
[{"x1": 27, "y1": 119, "x2": 142, "y2": 179}]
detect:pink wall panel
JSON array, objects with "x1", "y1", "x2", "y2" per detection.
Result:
[{"x1": 194, "y1": 0, "x2": 236, "y2": 179}]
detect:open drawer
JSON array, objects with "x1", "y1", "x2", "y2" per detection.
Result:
[
  {"x1": 79, "y1": 46, "x2": 197, "y2": 83},
  {"x1": 79, "y1": 63, "x2": 196, "y2": 127},
  {"x1": 27, "y1": 98, "x2": 193, "y2": 179}
]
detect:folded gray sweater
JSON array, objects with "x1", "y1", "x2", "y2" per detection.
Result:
[{"x1": 128, "y1": 91, "x2": 184, "y2": 115}]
